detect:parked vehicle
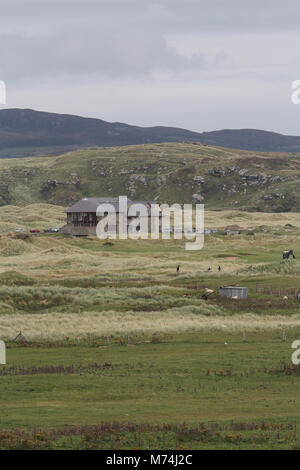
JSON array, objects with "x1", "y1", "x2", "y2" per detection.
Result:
[
  {"x1": 30, "y1": 228, "x2": 40, "y2": 233},
  {"x1": 14, "y1": 228, "x2": 24, "y2": 232},
  {"x1": 43, "y1": 227, "x2": 60, "y2": 233}
]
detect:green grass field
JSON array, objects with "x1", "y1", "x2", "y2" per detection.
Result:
[
  {"x1": 1, "y1": 333, "x2": 300, "y2": 449},
  {"x1": 1, "y1": 207, "x2": 300, "y2": 449}
]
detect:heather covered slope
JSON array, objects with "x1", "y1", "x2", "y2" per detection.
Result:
[
  {"x1": 0, "y1": 108, "x2": 203, "y2": 157},
  {"x1": 200, "y1": 128, "x2": 300, "y2": 153},
  {"x1": 0, "y1": 142, "x2": 299, "y2": 211},
  {"x1": 1, "y1": 109, "x2": 300, "y2": 158}
]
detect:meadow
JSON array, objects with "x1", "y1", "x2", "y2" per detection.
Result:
[{"x1": 0, "y1": 206, "x2": 300, "y2": 449}]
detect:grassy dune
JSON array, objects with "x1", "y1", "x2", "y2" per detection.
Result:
[
  {"x1": 0, "y1": 203, "x2": 65, "y2": 233},
  {"x1": 0, "y1": 206, "x2": 300, "y2": 448},
  {"x1": 0, "y1": 207, "x2": 299, "y2": 342},
  {"x1": 2, "y1": 312, "x2": 300, "y2": 343},
  {"x1": 1, "y1": 203, "x2": 300, "y2": 233}
]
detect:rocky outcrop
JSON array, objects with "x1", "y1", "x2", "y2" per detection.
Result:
[
  {"x1": 40, "y1": 174, "x2": 81, "y2": 198},
  {"x1": 0, "y1": 183, "x2": 11, "y2": 205},
  {"x1": 157, "y1": 175, "x2": 167, "y2": 186},
  {"x1": 192, "y1": 192, "x2": 204, "y2": 202},
  {"x1": 207, "y1": 166, "x2": 284, "y2": 186},
  {"x1": 193, "y1": 176, "x2": 205, "y2": 183},
  {"x1": 263, "y1": 193, "x2": 285, "y2": 200}
]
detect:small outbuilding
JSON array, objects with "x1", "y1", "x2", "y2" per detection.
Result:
[{"x1": 219, "y1": 286, "x2": 248, "y2": 299}]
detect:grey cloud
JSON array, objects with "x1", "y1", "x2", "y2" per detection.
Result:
[
  {"x1": 0, "y1": 32, "x2": 204, "y2": 83},
  {"x1": 0, "y1": 2, "x2": 206, "y2": 82},
  {"x1": 2, "y1": 0, "x2": 300, "y2": 32},
  {"x1": 0, "y1": 0, "x2": 300, "y2": 134},
  {"x1": 1, "y1": 0, "x2": 300, "y2": 83}
]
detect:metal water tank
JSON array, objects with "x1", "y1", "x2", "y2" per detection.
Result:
[{"x1": 219, "y1": 286, "x2": 248, "y2": 299}]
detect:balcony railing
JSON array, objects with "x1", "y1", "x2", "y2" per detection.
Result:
[{"x1": 71, "y1": 221, "x2": 97, "y2": 227}]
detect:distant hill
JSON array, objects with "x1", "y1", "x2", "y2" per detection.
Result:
[
  {"x1": 0, "y1": 142, "x2": 299, "y2": 212},
  {"x1": 200, "y1": 129, "x2": 300, "y2": 153},
  {"x1": 1, "y1": 108, "x2": 300, "y2": 157},
  {"x1": 0, "y1": 108, "x2": 202, "y2": 158}
]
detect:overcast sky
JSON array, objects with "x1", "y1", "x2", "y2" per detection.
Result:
[{"x1": 1, "y1": 0, "x2": 300, "y2": 134}]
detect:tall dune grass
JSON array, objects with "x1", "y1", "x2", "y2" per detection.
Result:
[
  {"x1": 0, "y1": 284, "x2": 210, "y2": 312},
  {"x1": 0, "y1": 310, "x2": 299, "y2": 341},
  {"x1": 241, "y1": 261, "x2": 300, "y2": 275}
]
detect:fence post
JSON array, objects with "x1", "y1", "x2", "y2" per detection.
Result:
[
  {"x1": 282, "y1": 331, "x2": 287, "y2": 342},
  {"x1": 243, "y1": 331, "x2": 247, "y2": 342}
]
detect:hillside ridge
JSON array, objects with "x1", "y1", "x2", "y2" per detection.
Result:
[
  {"x1": 0, "y1": 142, "x2": 299, "y2": 212},
  {"x1": 1, "y1": 108, "x2": 300, "y2": 157}
]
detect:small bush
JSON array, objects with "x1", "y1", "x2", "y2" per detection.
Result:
[
  {"x1": 10, "y1": 233, "x2": 33, "y2": 241},
  {"x1": 151, "y1": 334, "x2": 162, "y2": 343}
]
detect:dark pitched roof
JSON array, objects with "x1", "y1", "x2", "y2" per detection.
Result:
[
  {"x1": 66, "y1": 197, "x2": 156, "y2": 213},
  {"x1": 66, "y1": 197, "x2": 128, "y2": 213}
]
